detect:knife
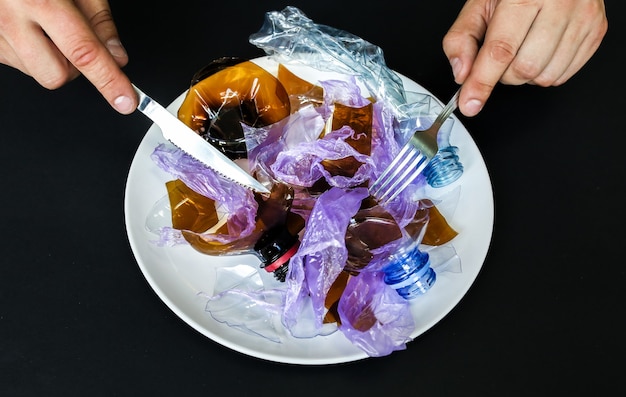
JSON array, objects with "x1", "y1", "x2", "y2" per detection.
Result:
[{"x1": 132, "y1": 84, "x2": 270, "y2": 194}]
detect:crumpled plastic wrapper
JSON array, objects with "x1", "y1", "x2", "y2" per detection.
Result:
[{"x1": 250, "y1": 5, "x2": 408, "y2": 115}]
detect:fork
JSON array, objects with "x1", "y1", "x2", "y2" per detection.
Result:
[{"x1": 369, "y1": 87, "x2": 461, "y2": 204}]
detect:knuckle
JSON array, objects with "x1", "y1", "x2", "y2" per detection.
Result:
[
  {"x1": 593, "y1": 17, "x2": 609, "y2": 44},
  {"x1": 90, "y1": 9, "x2": 115, "y2": 30},
  {"x1": 584, "y1": 0, "x2": 606, "y2": 17},
  {"x1": 42, "y1": 79, "x2": 65, "y2": 90},
  {"x1": 485, "y1": 39, "x2": 517, "y2": 65},
  {"x1": 532, "y1": 72, "x2": 559, "y2": 87},
  {"x1": 551, "y1": 76, "x2": 569, "y2": 87},
  {"x1": 469, "y1": 80, "x2": 495, "y2": 101},
  {"x1": 65, "y1": 40, "x2": 118, "y2": 92},
  {"x1": 442, "y1": 29, "x2": 464, "y2": 48},
  {"x1": 97, "y1": 74, "x2": 117, "y2": 92},
  {"x1": 67, "y1": 39, "x2": 100, "y2": 68},
  {"x1": 39, "y1": 70, "x2": 71, "y2": 90},
  {"x1": 508, "y1": 59, "x2": 542, "y2": 82},
  {"x1": 90, "y1": 66, "x2": 118, "y2": 92}
]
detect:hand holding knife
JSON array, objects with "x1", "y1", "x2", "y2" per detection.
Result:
[{"x1": 132, "y1": 84, "x2": 270, "y2": 194}]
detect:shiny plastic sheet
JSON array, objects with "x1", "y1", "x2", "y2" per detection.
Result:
[
  {"x1": 338, "y1": 271, "x2": 414, "y2": 356},
  {"x1": 249, "y1": 6, "x2": 408, "y2": 115},
  {"x1": 283, "y1": 187, "x2": 369, "y2": 335}
]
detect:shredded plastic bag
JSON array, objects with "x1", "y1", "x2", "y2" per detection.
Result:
[
  {"x1": 338, "y1": 271, "x2": 414, "y2": 356},
  {"x1": 283, "y1": 187, "x2": 369, "y2": 335}
]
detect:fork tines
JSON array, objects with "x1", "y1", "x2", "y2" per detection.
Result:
[
  {"x1": 369, "y1": 87, "x2": 461, "y2": 206},
  {"x1": 369, "y1": 142, "x2": 429, "y2": 204}
]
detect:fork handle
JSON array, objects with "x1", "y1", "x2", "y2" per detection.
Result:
[{"x1": 432, "y1": 87, "x2": 460, "y2": 129}]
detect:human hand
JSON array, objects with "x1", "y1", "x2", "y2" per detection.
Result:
[
  {"x1": 0, "y1": 0, "x2": 136, "y2": 114},
  {"x1": 443, "y1": 0, "x2": 608, "y2": 117}
]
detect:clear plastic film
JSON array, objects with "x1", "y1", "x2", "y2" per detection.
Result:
[
  {"x1": 249, "y1": 6, "x2": 408, "y2": 116},
  {"x1": 177, "y1": 57, "x2": 291, "y2": 160}
]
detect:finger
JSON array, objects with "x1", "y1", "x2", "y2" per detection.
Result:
[
  {"x1": 35, "y1": 2, "x2": 136, "y2": 114},
  {"x1": 499, "y1": 9, "x2": 566, "y2": 86},
  {"x1": 460, "y1": 1, "x2": 542, "y2": 116},
  {"x1": 442, "y1": 0, "x2": 488, "y2": 84},
  {"x1": 75, "y1": 0, "x2": 128, "y2": 67},
  {"x1": 546, "y1": 4, "x2": 608, "y2": 86},
  {"x1": 1, "y1": 19, "x2": 81, "y2": 88},
  {"x1": 551, "y1": 23, "x2": 607, "y2": 85},
  {"x1": 0, "y1": 35, "x2": 25, "y2": 72}
]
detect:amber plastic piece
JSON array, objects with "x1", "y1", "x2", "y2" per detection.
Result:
[
  {"x1": 319, "y1": 102, "x2": 373, "y2": 178},
  {"x1": 165, "y1": 179, "x2": 258, "y2": 254},
  {"x1": 254, "y1": 182, "x2": 295, "y2": 230},
  {"x1": 166, "y1": 179, "x2": 221, "y2": 233},
  {"x1": 344, "y1": 195, "x2": 403, "y2": 274},
  {"x1": 178, "y1": 58, "x2": 291, "y2": 130},
  {"x1": 404, "y1": 206, "x2": 430, "y2": 243},
  {"x1": 177, "y1": 58, "x2": 291, "y2": 159},
  {"x1": 330, "y1": 103, "x2": 373, "y2": 155},
  {"x1": 323, "y1": 271, "x2": 350, "y2": 325},
  {"x1": 421, "y1": 205, "x2": 459, "y2": 246},
  {"x1": 166, "y1": 178, "x2": 305, "y2": 256},
  {"x1": 318, "y1": 157, "x2": 359, "y2": 178},
  {"x1": 350, "y1": 304, "x2": 377, "y2": 332},
  {"x1": 181, "y1": 227, "x2": 260, "y2": 255},
  {"x1": 277, "y1": 64, "x2": 324, "y2": 111}
]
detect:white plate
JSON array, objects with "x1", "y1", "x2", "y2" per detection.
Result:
[{"x1": 124, "y1": 57, "x2": 494, "y2": 365}]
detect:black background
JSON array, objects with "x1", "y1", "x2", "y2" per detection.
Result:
[{"x1": 1, "y1": 1, "x2": 624, "y2": 395}]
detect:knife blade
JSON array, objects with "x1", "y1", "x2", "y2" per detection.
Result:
[{"x1": 132, "y1": 84, "x2": 270, "y2": 194}]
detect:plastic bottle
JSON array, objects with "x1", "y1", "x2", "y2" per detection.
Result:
[
  {"x1": 253, "y1": 224, "x2": 301, "y2": 282},
  {"x1": 382, "y1": 238, "x2": 436, "y2": 299}
]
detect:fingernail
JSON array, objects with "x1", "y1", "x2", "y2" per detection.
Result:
[
  {"x1": 114, "y1": 95, "x2": 134, "y2": 114},
  {"x1": 464, "y1": 99, "x2": 483, "y2": 116},
  {"x1": 450, "y1": 57, "x2": 462, "y2": 81},
  {"x1": 106, "y1": 38, "x2": 127, "y2": 58}
]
